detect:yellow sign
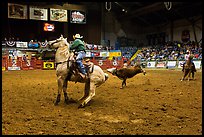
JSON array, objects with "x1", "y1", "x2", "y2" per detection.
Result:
[
  {"x1": 2, "y1": 67, "x2": 6, "y2": 71},
  {"x1": 109, "y1": 52, "x2": 121, "y2": 57},
  {"x1": 43, "y1": 62, "x2": 54, "y2": 69},
  {"x1": 130, "y1": 50, "x2": 141, "y2": 61}
]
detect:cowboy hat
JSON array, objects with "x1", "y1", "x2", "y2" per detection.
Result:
[{"x1": 73, "y1": 34, "x2": 83, "y2": 39}]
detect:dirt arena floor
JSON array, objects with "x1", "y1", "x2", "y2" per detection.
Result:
[{"x1": 2, "y1": 68, "x2": 202, "y2": 135}]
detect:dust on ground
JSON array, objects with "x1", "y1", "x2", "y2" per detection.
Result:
[{"x1": 2, "y1": 69, "x2": 202, "y2": 135}]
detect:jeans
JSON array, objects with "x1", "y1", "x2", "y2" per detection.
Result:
[{"x1": 76, "y1": 51, "x2": 86, "y2": 75}]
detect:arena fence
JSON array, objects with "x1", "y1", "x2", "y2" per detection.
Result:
[{"x1": 2, "y1": 56, "x2": 202, "y2": 71}]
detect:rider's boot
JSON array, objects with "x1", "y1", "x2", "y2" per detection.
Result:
[{"x1": 77, "y1": 61, "x2": 87, "y2": 79}]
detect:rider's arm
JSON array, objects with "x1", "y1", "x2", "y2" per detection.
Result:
[{"x1": 70, "y1": 40, "x2": 79, "y2": 50}]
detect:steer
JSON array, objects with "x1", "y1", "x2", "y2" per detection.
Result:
[{"x1": 107, "y1": 64, "x2": 146, "y2": 89}]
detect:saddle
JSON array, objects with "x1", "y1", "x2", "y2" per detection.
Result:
[{"x1": 67, "y1": 53, "x2": 94, "y2": 82}]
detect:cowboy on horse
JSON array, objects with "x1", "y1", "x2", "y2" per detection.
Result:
[
  {"x1": 182, "y1": 50, "x2": 196, "y2": 72},
  {"x1": 70, "y1": 34, "x2": 87, "y2": 79}
]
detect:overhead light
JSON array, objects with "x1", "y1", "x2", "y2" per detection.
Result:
[{"x1": 122, "y1": 9, "x2": 125, "y2": 11}]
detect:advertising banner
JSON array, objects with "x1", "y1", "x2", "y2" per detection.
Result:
[
  {"x1": 50, "y1": 8, "x2": 67, "y2": 22},
  {"x1": 2, "y1": 67, "x2": 6, "y2": 71},
  {"x1": 100, "y1": 51, "x2": 109, "y2": 57},
  {"x1": 43, "y1": 62, "x2": 54, "y2": 69},
  {"x1": 5, "y1": 40, "x2": 16, "y2": 47},
  {"x1": 8, "y1": 3, "x2": 27, "y2": 19},
  {"x1": 70, "y1": 10, "x2": 86, "y2": 24},
  {"x1": 85, "y1": 51, "x2": 91, "y2": 57},
  {"x1": 156, "y1": 61, "x2": 166, "y2": 68},
  {"x1": 178, "y1": 61, "x2": 185, "y2": 68},
  {"x1": 108, "y1": 50, "x2": 122, "y2": 59},
  {"x1": 91, "y1": 52, "x2": 100, "y2": 57},
  {"x1": 16, "y1": 42, "x2": 28, "y2": 48},
  {"x1": 8, "y1": 67, "x2": 21, "y2": 70},
  {"x1": 147, "y1": 61, "x2": 156, "y2": 68},
  {"x1": 166, "y1": 61, "x2": 177, "y2": 68},
  {"x1": 193, "y1": 60, "x2": 201, "y2": 69},
  {"x1": 43, "y1": 23, "x2": 55, "y2": 32},
  {"x1": 29, "y1": 7, "x2": 48, "y2": 21}
]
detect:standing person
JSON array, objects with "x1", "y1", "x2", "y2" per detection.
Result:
[{"x1": 70, "y1": 34, "x2": 87, "y2": 79}]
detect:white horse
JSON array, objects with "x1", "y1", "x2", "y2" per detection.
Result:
[{"x1": 48, "y1": 35, "x2": 109, "y2": 108}]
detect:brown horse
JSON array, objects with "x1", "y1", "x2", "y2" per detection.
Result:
[
  {"x1": 181, "y1": 55, "x2": 196, "y2": 81},
  {"x1": 47, "y1": 35, "x2": 109, "y2": 108}
]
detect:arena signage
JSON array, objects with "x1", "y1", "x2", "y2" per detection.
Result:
[
  {"x1": 108, "y1": 50, "x2": 122, "y2": 59},
  {"x1": 70, "y1": 10, "x2": 86, "y2": 24},
  {"x1": 85, "y1": 51, "x2": 91, "y2": 57},
  {"x1": 6, "y1": 40, "x2": 16, "y2": 47},
  {"x1": 43, "y1": 23, "x2": 55, "y2": 32},
  {"x1": 43, "y1": 62, "x2": 54, "y2": 69},
  {"x1": 100, "y1": 51, "x2": 109, "y2": 57},
  {"x1": 166, "y1": 61, "x2": 177, "y2": 68},
  {"x1": 8, "y1": 66, "x2": 21, "y2": 70},
  {"x1": 193, "y1": 60, "x2": 201, "y2": 69},
  {"x1": 16, "y1": 42, "x2": 28, "y2": 48},
  {"x1": 178, "y1": 61, "x2": 184, "y2": 68},
  {"x1": 156, "y1": 61, "x2": 166, "y2": 68},
  {"x1": 147, "y1": 61, "x2": 156, "y2": 68}
]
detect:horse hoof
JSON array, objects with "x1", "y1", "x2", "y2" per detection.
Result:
[
  {"x1": 69, "y1": 98, "x2": 77, "y2": 103},
  {"x1": 78, "y1": 104, "x2": 85, "y2": 108},
  {"x1": 54, "y1": 102, "x2": 59, "y2": 106}
]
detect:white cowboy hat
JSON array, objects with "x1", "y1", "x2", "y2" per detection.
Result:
[{"x1": 73, "y1": 34, "x2": 83, "y2": 39}]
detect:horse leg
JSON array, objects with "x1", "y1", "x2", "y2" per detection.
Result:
[
  {"x1": 54, "y1": 77, "x2": 64, "y2": 105},
  {"x1": 187, "y1": 70, "x2": 192, "y2": 81},
  {"x1": 78, "y1": 82, "x2": 96, "y2": 108},
  {"x1": 63, "y1": 79, "x2": 69, "y2": 104},
  {"x1": 192, "y1": 71, "x2": 195, "y2": 80},
  {"x1": 79, "y1": 79, "x2": 90, "y2": 102},
  {"x1": 121, "y1": 79, "x2": 126, "y2": 89},
  {"x1": 181, "y1": 70, "x2": 188, "y2": 81}
]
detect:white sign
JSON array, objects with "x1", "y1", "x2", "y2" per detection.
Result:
[
  {"x1": 16, "y1": 42, "x2": 28, "y2": 48},
  {"x1": 30, "y1": 7, "x2": 48, "y2": 20},
  {"x1": 193, "y1": 60, "x2": 201, "y2": 69},
  {"x1": 178, "y1": 61, "x2": 185, "y2": 68},
  {"x1": 8, "y1": 67, "x2": 21, "y2": 70},
  {"x1": 156, "y1": 61, "x2": 166, "y2": 68},
  {"x1": 50, "y1": 8, "x2": 67, "y2": 22},
  {"x1": 70, "y1": 10, "x2": 86, "y2": 24},
  {"x1": 100, "y1": 51, "x2": 109, "y2": 57},
  {"x1": 85, "y1": 51, "x2": 91, "y2": 57},
  {"x1": 147, "y1": 61, "x2": 156, "y2": 68},
  {"x1": 167, "y1": 61, "x2": 177, "y2": 68}
]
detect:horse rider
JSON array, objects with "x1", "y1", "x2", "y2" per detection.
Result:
[
  {"x1": 70, "y1": 34, "x2": 87, "y2": 79},
  {"x1": 182, "y1": 50, "x2": 196, "y2": 72}
]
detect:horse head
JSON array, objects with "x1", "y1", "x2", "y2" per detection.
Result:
[{"x1": 48, "y1": 35, "x2": 69, "y2": 49}]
